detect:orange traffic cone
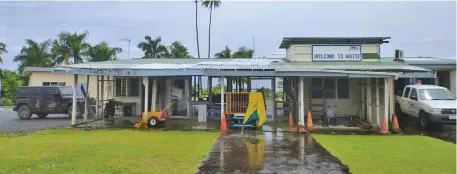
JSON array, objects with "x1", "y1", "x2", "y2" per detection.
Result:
[
  {"x1": 288, "y1": 112, "x2": 294, "y2": 128},
  {"x1": 379, "y1": 117, "x2": 389, "y2": 134},
  {"x1": 306, "y1": 111, "x2": 313, "y2": 130},
  {"x1": 391, "y1": 114, "x2": 401, "y2": 133},
  {"x1": 220, "y1": 113, "x2": 228, "y2": 132}
]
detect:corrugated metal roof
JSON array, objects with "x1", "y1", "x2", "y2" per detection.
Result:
[
  {"x1": 381, "y1": 57, "x2": 456, "y2": 65},
  {"x1": 279, "y1": 37, "x2": 391, "y2": 48},
  {"x1": 62, "y1": 58, "x2": 285, "y2": 70},
  {"x1": 278, "y1": 61, "x2": 431, "y2": 72}
]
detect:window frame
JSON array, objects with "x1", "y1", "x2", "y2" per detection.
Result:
[
  {"x1": 311, "y1": 78, "x2": 349, "y2": 99},
  {"x1": 42, "y1": 82, "x2": 66, "y2": 86},
  {"x1": 115, "y1": 77, "x2": 140, "y2": 97}
]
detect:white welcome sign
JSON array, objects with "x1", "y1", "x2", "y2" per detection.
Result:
[{"x1": 312, "y1": 45, "x2": 362, "y2": 61}]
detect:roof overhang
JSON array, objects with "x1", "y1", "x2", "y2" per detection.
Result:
[{"x1": 279, "y1": 37, "x2": 391, "y2": 49}]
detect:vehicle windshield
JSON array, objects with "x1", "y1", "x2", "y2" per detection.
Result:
[
  {"x1": 418, "y1": 88, "x2": 455, "y2": 100},
  {"x1": 58, "y1": 87, "x2": 83, "y2": 97}
]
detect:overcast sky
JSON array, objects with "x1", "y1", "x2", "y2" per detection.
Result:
[{"x1": 0, "y1": 1, "x2": 456, "y2": 71}]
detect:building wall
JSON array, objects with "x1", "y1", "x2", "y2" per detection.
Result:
[
  {"x1": 301, "y1": 78, "x2": 361, "y2": 117},
  {"x1": 450, "y1": 69, "x2": 456, "y2": 95},
  {"x1": 28, "y1": 72, "x2": 144, "y2": 116},
  {"x1": 286, "y1": 44, "x2": 380, "y2": 61}
]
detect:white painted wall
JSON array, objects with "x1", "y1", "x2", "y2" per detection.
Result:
[{"x1": 285, "y1": 44, "x2": 380, "y2": 61}]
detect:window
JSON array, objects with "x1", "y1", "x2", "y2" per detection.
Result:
[
  {"x1": 409, "y1": 89, "x2": 417, "y2": 99},
  {"x1": 337, "y1": 79, "x2": 349, "y2": 99},
  {"x1": 42, "y1": 82, "x2": 66, "y2": 86},
  {"x1": 419, "y1": 89, "x2": 455, "y2": 100},
  {"x1": 312, "y1": 78, "x2": 349, "y2": 99},
  {"x1": 323, "y1": 79, "x2": 335, "y2": 98},
  {"x1": 403, "y1": 87, "x2": 411, "y2": 98},
  {"x1": 311, "y1": 78, "x2": 323, "y2": 98},
  {"x1": 115, "y1": 78, "x2": 140, "y2": 97}
]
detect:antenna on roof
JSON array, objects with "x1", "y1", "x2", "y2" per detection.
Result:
[{"x1": 252, "y1": 36, "x2": 256, "y2": 58}]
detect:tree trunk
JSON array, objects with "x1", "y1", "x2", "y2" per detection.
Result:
[
  {"x1": 195, "y1": 0, "x2": 201, "y2": 59},
  {"x1": 208, "y1": 7, "x2": 213, "y2": 59}
]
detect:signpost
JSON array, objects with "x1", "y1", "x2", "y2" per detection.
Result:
[{"x1": 312, "y1": 45, "x2": 362, "y2": 62}]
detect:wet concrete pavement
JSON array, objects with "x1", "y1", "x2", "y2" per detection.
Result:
[
  {"x1": 398, "y1": 114, "x2": 456, "y2": 143},
  {"x1": 197, "y1": 132, "x2": 348, "y2": 174},
  {"x1": 0, "y1": 109, "x2": 71, "y2": 133}
]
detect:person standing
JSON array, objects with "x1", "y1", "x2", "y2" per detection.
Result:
[{"x1": 325, "y1": 105, "x2": 335, "y2": 126}]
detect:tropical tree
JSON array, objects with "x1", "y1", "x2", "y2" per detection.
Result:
[
  {"x1": 169, "y1": 41, "x2": 193, "y2": 58},
  {"x1": 194, "y1": 0, "x2": 201, "y2": 59},
  {"x1": 1, "y1": 70, "x2": 23, "y2": 105},
  {"x1": 202, "y1": 0, "x2": 221, "y2": 59},
  {"x1": 87, "y1": 42, "x2": 123, "y2": 62},
  {"x1": 51, "y1": 31, "x2": 90, "y2": 65},
  {"x1": 0, "y1": 42, "x2": 7, "y2": 64},
  {"x1": 232, "y1": 46, "x2": 254, "y2": 58},
  {"x1": 13, "y1": 39, "x2": 53, "y2": 73},
  {"x1": 137, "y1": 36, "x2": 169, "y2": 58},
  {"x1": 214, "y1": 46, "x2": 231, "y2": 58}
]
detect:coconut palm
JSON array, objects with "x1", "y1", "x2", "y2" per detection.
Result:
[
  {"x1": 195, "y1": 0, "x2": 201, "y2": 59},
  {"x1": 13, "y1": 39, "x2": 53, "y2": 73},
  {"x1": 51, "y1": 31, "x2": 90, "y2": 65},
  {"x1": 214, "y1": 46, "x2": 231, "y2": 58},
  {"x1": 137, "y1": 36, "x2": 169, "y2": 58},
  {"x1": 87, "y1": 42, "x2": 123, "y2": 62},
  {"x1": 0, "y1": 42, "x2": 7, "y2": 64},
  {"x1": 232, "y1": 46, "x2": 254, "y2": 58},
  {"x1": 169, "y1": 41, "x2": 193, "y2": 58},
  {"x1": 202, "y1": 0, "x2": 221, "y2": 59}
]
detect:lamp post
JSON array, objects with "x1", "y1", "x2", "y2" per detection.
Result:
[{"x1": 121, "y1": 38, "x2": 131, "y2": 59}]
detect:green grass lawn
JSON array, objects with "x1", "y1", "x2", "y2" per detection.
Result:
[
  {"x1": 0, "y1": 105, "x2": 14, "y2": 108},
  {"x1": 314, "y1": 135, "x2": 456, "y2": 174},
  {"x1": 0, "y1": 129, "x2": 219, "y2": 174}
]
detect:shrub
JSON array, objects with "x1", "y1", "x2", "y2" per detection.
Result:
[{"x1": 1, "y1": 97, "x2": 13, "y2": 106}]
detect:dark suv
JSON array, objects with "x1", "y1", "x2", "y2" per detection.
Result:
[{"x1": 13, "y1": 86, "x2": 85, "y2": 119}]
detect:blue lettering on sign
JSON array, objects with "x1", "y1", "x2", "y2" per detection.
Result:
[{"x1": 314, "y1": 53, "x2": 360, "y2": 60}]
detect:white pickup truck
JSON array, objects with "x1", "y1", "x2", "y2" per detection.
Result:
[{"x1": 395, "y1": 85, "x2": 456, "y2": 130}]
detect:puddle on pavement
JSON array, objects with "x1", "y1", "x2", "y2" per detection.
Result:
[{"x1": 197, "y1": 132, "x2": 348, "y2": 174}]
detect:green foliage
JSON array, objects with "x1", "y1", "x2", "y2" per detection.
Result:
[
  {"x1": 169, "y1": 41, "x2": 193, "y2": 58},
  {"x1": 52, "y1": 31, "x2": 90, "y2": 65},
  {"x1": 1, "y1": 70, "x2": 23, "y2": 105},
  {"x1": 13, "y1": 39, "x2": 53, "y2": 73},
  {"x1": 1, "y1": 98, "x2": 13, "y2": 106},
  {"x1": 137, "y1": 36, "x2": 169, "y2": 58},
  {"x1": 0, "y1": 42, "x2": 7, "y2": 64},
  {"x1": 202, "y1": 0, "x2": 221, "y2": 9},
  {"x1": 87, "y1": 41, "x2": 123, "y2": 62}
]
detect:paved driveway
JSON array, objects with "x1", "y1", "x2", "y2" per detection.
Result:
[
  {"x1": 0, "y1": 108, "x2": 71, "y2": 133},
  {"x1": 197, "y1": 132, "x2": 348, "y2": 174},
  {"x1": 397, "y1": 114, "x2": 456, "y2": 143}
]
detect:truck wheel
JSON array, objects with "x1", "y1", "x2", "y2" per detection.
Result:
[
  {"x1": 418, "y1": 111, "x2": 429, "y2": 130},
  {"x1": 37, "y1": 113, "x2": 48, "y2": 119},
  {"x1": 147, "y1": 117, "x2": 159, "y2": 128},
  {"x1": 17, "y1": 105, "x2": 32, "y2": 120}
]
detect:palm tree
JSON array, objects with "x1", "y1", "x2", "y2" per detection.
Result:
[
  {"x1": 51, "y1": 31, "x2": 90, "y2": 65},
  {"x1": 137, "y1": 36, "x2": 169, "y2": 58},
  {"x1": 214, "y1": 46, "x2": 231, "y2": 58},
  {"x1": 87, "y1": 42, "x2": 123, "y2": 62},
  {"x1": 195, "y1": 0, "x2": 201, "y2": 59},
  {"x1": 232, "y1": 46, "x2": 254, "y2": 58},
  {"x1": 169, "y1": 41, "x2": 193, "y2": 58},
  {"x1": 14, "y1": 39, "x2": 53, "y2": 73},
  {"x1": 202, "y1": 0, "x2": 221, "y2": 59},
  {"x1": 0, "y1": 42, "x2": 7, "y2": 64}
]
